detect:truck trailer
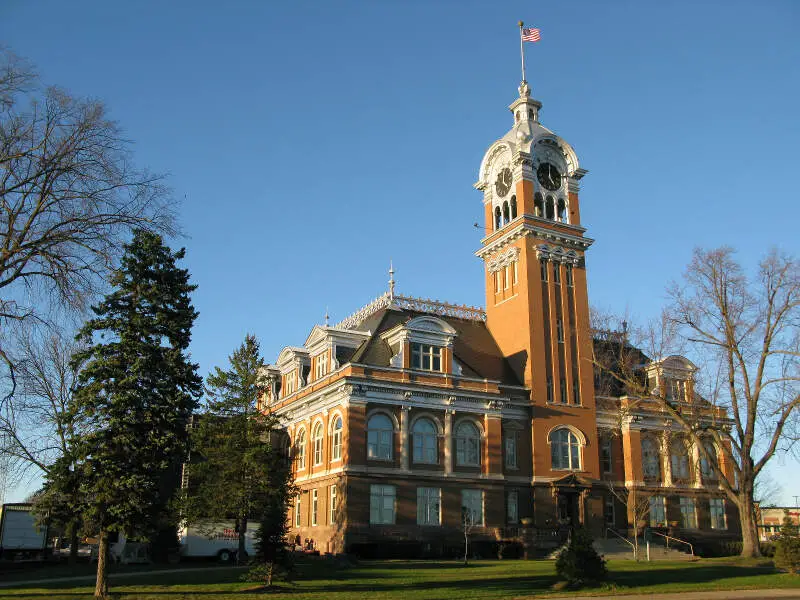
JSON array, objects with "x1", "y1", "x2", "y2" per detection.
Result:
[{"x1": 0, "y1": 503, "x2": 48, "y2": 561}]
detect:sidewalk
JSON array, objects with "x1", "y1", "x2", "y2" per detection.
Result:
[{"x1": 545, "y1": 590, "x2": 800, "y2": 600}]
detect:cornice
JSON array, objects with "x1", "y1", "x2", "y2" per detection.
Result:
[{"x1": 476, "y1": 218, "x2": 594, "y2": 260}]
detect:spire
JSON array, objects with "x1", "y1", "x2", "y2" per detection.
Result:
[
  {"x1": 388, "y1": 261, "x2": 395, "y2": 300},
  {"x1": 324, "y1": 307, "x2": 329, "y2": 327},
  {"x1": 513, "y1": 21, "x2": 542, "y2": 124}
]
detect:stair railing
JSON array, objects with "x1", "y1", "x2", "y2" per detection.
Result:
[
  {"x1": 604, "y1": 527, "x2": 636, "y2": 557},
  {"x1": 649, "y1": 530, "x2": 694, "y2": 557}
]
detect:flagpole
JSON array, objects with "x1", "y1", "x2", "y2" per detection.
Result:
[{"x1": 518, "y1": 20, "x2": 527, "y2": 83}]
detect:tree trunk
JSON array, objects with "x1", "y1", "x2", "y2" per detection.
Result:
[
  {"x1": 68, "y1": 525, "x2": 79, "y2": 566},
  {"x1": 238, "y1": 517, "x2": 248, "y2": 565},
  {"x1": 739, "y1": 496, "x2": 761, "y2": 558},
  {"x1": 94, "y1": 531, "x2": 109, "y2": 598},
  {"x1": 266, "y1": 561, "x2": 274, "y2": 587}
]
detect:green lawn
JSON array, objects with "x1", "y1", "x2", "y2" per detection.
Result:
[{"x1": 0, "y1": 557, "x2": 798, "y2": 599}]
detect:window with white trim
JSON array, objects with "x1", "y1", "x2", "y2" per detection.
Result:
[
  {"x1": 455, "y1": 421, "x2": 480, "y2": 466},
  {"x1": 284, "y1": 371, "x2": 296, "y2": 396},
  {"x1": 507, "y1": 490, "x2": 518, "y2": 524},
  {"x1": 671, "y1": 441, "x2": 691, "y2": 480},
  {"x1": 679, "y1": 497, "x2": 697, "y2": 529},
  {"x1": 312, "y1": 422, "x2": 324, "y2": 466},
  {"x1": 504, "y1": 433, "x2": 517, "y2": 469},
  {"x1": 411, "y1": 343, "x2": 442, "y2": 372},
  {"x1": 461, "y1": 489, "x2": 483, "y2": 526},
  {"x1": 565, "y1": 264, "x2": 574, "y2": 286},
  {"x1": 700, "y1": 442, "x2": 718, "y2": 480},
  {"x1": 550, "y1": 428, "x2": 581, "y2": 470},
  {"x1": 412, "y1": 418, "x2": 438, "y2": 464},
  {"x1": 367, "y1": 413, "x2": 393, "y2": 460},
  {"x1": 540, "y1": 260, "x2": 548, "y2": 281},
  {"x1": 556, "y1": 319, "x2": 564, "y2": 343},
  {"x1": 295, "y1": 429, "x2": 306, "y2": 469},
  {"x1": 649, "y1": 496, "x2": 666, "y2": 527},
  {"x1": 315, "y1": 352, "x2": 329, "y2": 379},
  {"x1": 553, "y1": 264, "x2": 561, "y2": 284},
  {"x1": 710, "y1": 498, "x2": 727, "y2": 530},
  {"x1": 417, "y1": 487, "x2": 441, "y2": 526},
  {"x1": 331, "y1": 416, "x2": 343, "y2": 461},
  {"x1": 600, "y1": 437, "x2": 612, "y2": 474},
  {"x1": 512, "y1": 260, "x2": 518, "y2": 285},
  {"x1": 329, "y1": 485, "x2": 337, "y2": 524},
  {"x1": 311, "y1": 489, "x2": 318, "y2": 526},
  {"x1": 642, "y1": 437, "x2": 661, "y2": 480},
  {"x1": 504, "y1": 265, "x2": 510, "y2": 289},
  {"x1": 294, "y1": 496, "x2": 301, "y2": 527},
  {"x1": 370, "y1": 484, "x2": 395, "y2": 524},
  {"x1": 604, "y1": 495, "x2": 615, "y2": 526}
]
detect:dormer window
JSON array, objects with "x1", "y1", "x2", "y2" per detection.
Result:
[
  {"x1": 411, "y1": 343, "x2": 442, "y2": 372},
  {"x1": 315, "y1": 351, "x2": 329, "y2": 379},
  {"x1": 283, "y1": 371, "x2": 297, "y2": 396}
]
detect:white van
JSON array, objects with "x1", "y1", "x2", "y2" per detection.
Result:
[{"x1": 178, "y1": 521, "x2": 258, "y2": 562}]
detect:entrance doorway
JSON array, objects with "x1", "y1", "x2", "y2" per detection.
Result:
[{"x1": 557, "y1": 491, "x2": 580, "y2": 527}]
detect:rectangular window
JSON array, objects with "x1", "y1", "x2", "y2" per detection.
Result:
[
  {"x1": 566, "y1": 265, "x2": 574, "y2": 287},
  {"x1": 604, "y1": 495, "x2": 615, "y2": 526},
  {"x1": 295, "y1": 496, "x2": 301, "y2": 528},
  {"x1": 601, "y1": 438, "x2": 612, "y2": 474},
  {"x1": 411, "y1": 343, "x2": 442, "y2": 372},
  {"x1": 504, "y1": 434, "x2": 518, "y2": 469},
  {"x1": 556, "y1": 319, "x2": 564, "y2": 343},
  {"x1": 507, "y1": 490, "x2": 518, "y2": 524},
  {"x1": 417, "y1": 487, "x2": 441, "y2": 526},
  {"x1": 573, "y1": 377, "x2": 581, "y2": 405},
  {"x1": 512, "y1": 261, "x2": 518, "y2": 285},
  {"x1": 649, "y1": 496, "x2": 666, "y2": 527},
  {"x1": 315, "y1": 352, "x2": 328, "y2": 379},
  {"x1": 540, "y1": 260, "x2": 548, "y2": 281},
  {"x1": 329, "y1": 485, "x2": 337, "y2": 524},
  {"x1": 494, "y1": 271, "x2": 501, "y2": 293},
  {"x1": 370, "y1": 484, "x2": 396, "y2": 525},
  {"x1": 311, "y1": 489, "x2": 318, "y2": 526},
  {"x1": 461, "y1": 489, "x2": 483, "y2": 526},
  {"x1": 710, "y1": 498, "x2": 727, "y2": 530},
  {"x1": 504, "y1": 265, "x2": 510, "y2": 289},
  {"x1": 284, "y1": 371, "x2": 296, "y2": 396},
  {"x1": 546, "y1": 376, "x2": 553, "y2": 403},
  {"x1": 560, "y1": 378, "x2": 567, "y2": 404},
  {"x1": 679, "y1": 497, "x2": 697, "y2": 529},
  {"x1": 553, "y1": 264, "x2": 561, "y2": 284}
]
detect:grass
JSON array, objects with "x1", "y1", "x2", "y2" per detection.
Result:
[{"x1": 0, "y1": 556, "x2": 798, "y2": 599}]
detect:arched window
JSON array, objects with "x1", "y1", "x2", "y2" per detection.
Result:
[
  {"x1": 545, "y1": 196, "x2": 555, "y2": 220},
  {"x1": 412, "y1": 418, "x2": 438, "y2": 464},
  {"x1": 671, "y1": 439, "x2": 691, "y2": 480},
  {"x1": 312, "y1": 422, "x2": 324, "y2": 466},
  {"x1": 502, "y1": 201, "x2": 510, "y2": 225},
  {"x1": 557, "y1": 198, "x2": 567, "y2": 223},
  {"x1": 550, "y1": 428, "x2": 581, "y2": 470},
  {"x1": 331, "y1": 416, "x2": 343, "y2": 461},
  {"x1": 494, "y1": 206, "x2": 502, "y2": 230},
  {"x1": 641, "y1": 437, "x2": 661, "y2": 480},
  {"x1": 455, "y1": 421, "x2": 480, "y2": 466},
  {"x1": 510, "y1": 195, "x2": 517, "y2": 219},
  {"x1": 295, "y1": 429, "x2": 306, "y2": 469},
  {"x1": 700, "y1": 442, "x2": 718, "y2": 479},
  {"x1": 534, "y1": 193, "x2": 544, "y2": 217},
  {"x1": 367, "y1": 413, "x2": 393, "y2": 460}
]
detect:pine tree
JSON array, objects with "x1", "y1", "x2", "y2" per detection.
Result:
[
  {"x1": 555, "y1": 528, "x2": 607, "y2": 587},
  {"x1": 189, "y1": 334, "x2": 292, "y2": 567},
  {"x1": 774, "y1": 511, "x2": 800, "y2": 574},
  {"x1": 68, "y1": 230, "x2": 202, "y2": 598}
]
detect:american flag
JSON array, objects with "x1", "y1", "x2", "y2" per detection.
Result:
[{"x1": 521, "y1": 27, "x2": 541, "y2": 42}]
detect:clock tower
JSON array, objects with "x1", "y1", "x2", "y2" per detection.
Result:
[{"x1": 475, "y1": 80, "x2": 600, "y2": 480}]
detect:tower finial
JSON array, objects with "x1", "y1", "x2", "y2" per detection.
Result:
[
  {"x1": 324, "y1": 306, "x2": 329, "y2": 327},
  {"x1": 388, "y1": 260, "x2": 395, "y2": 300}
]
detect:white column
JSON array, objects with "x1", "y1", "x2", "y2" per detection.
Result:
[
  {"x1": 661, "y1": 431, "x2": 673, "y2": 487},
  {"x1": 400, "y1": 406, "x2": 410, "y2": 471},
  {"x1": 691, "y1": 441, "x2": 702, "y2": 488},
  {"x1": 444, "y1": 410, "x2": 453, "y2": 475}
]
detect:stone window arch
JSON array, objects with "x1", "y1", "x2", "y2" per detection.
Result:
[
  {"x1": 545, "y1": 195, "x2": 555, "y2": 220},
  {"x1": 502, "y1": 201, "x2": 510, "y2": 225},
  {"x1": 330, "y1": 414, "x2": 343, "y2": 461},
  {"x1": 700, "y1": 440, "x2": 718, "y2": 480},
  {"x1": 312, "y1": 421, "x2": 324, "y2": 466},
  {"x1": 295, "y1": 427, "x2": 307, "y2": 470},
  {"x1": 455, "y1": 420, "x2": 481, "y2": 466},
  {"x1": 412, "y1": 417, "x2": 438, "y2": 464},
  {"x1": 510, "y1": 195, "x2": 517, "y2": 219},
  {"x1": 641, "y1": 435, "x2": 662, "y2": 481},
  {"x1": 534, "y1": 193, "x2": 544, "y2": 217},
  {"x1": 670, "y1": 437, "x2": 691, "y2": 481},
  {"x1": 557, "y1": 198, "x2": 567, "y2": 223},
  {"x1": 494, "y1": 206, "x2": 502, "y2": 230}
]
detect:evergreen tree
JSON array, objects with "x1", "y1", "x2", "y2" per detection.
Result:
[
  {"x1": 774, "y1": 511, "x2": 800, "y2": 574},
  {"x1": 555, "y1": 528, "x2": 607, "y2": 587},
  {"x1": 189, "y1": 334, "x2": 291, "y2": 566},
  {"x1": 67, "y1": 230, "x2": 201, "y2": 598}
]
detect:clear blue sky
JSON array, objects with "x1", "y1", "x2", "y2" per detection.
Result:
[{"x1": 2, "y1": 1, "x2": 799, "y2": 504}]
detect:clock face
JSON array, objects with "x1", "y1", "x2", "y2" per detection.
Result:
[
  {"x1": 537, "y1": 162, "x2": 562, "y2": 191},
  {"x1": 494, "y1": 167, "x2": 513, "y2": 197}
]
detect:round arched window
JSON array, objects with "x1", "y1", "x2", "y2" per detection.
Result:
[
  {"x1": 367, "y1": 413, "x2": 393, "y2": 460},
  {"x1": 455, "y1": 421, "x2": 480, "y2": 466},
  {"x1": 412, "y1": 418, "x2": 437, "y2": 464},
  {"x1": 550, "y1": 428, "x2": 581, "y2": 470}
]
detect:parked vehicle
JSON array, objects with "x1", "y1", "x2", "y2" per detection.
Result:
[
  {"x1": 178, "y1": 521, "x2": 258, "y2": 562},
  {"x1": 0, "y1": 503, "x2": 48, "y2": 561}
]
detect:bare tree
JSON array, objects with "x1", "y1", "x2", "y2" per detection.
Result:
[
  {"x1": 593, "y1": 247, "x2": 800, "y2": 558},
  {"x1": 754, "y1": 472, "x2": 784, "y2": 509},
  {"x1": 0, "y1": 47, "x2": 176, "y2": 401},
  {"x1": 606, "y1": 481, "x2": 651, "y2": 560}
]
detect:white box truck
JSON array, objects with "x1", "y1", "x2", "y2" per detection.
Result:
[
  {"x1": 178, "y1": 521, "x2": 258, "y2": 562},
  {"x1": 0, "y1": 503, "x2": 48, "y2": 561}
]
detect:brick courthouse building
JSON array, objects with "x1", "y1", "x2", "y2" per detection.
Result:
[{"x1": 260, "y1": 79, "x2": 739, "y2": 555}]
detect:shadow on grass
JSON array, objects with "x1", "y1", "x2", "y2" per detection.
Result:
[{"x1": 609, "y1": 563, "x2": 778, "y2": 588}]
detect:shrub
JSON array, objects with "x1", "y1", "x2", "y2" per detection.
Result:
[
  {"x1": 774, "y1": 512, "x2": 800, "y2": 574},
  {"x1": 555, "y1": 528, "x2": 607, "y2": 586}
]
